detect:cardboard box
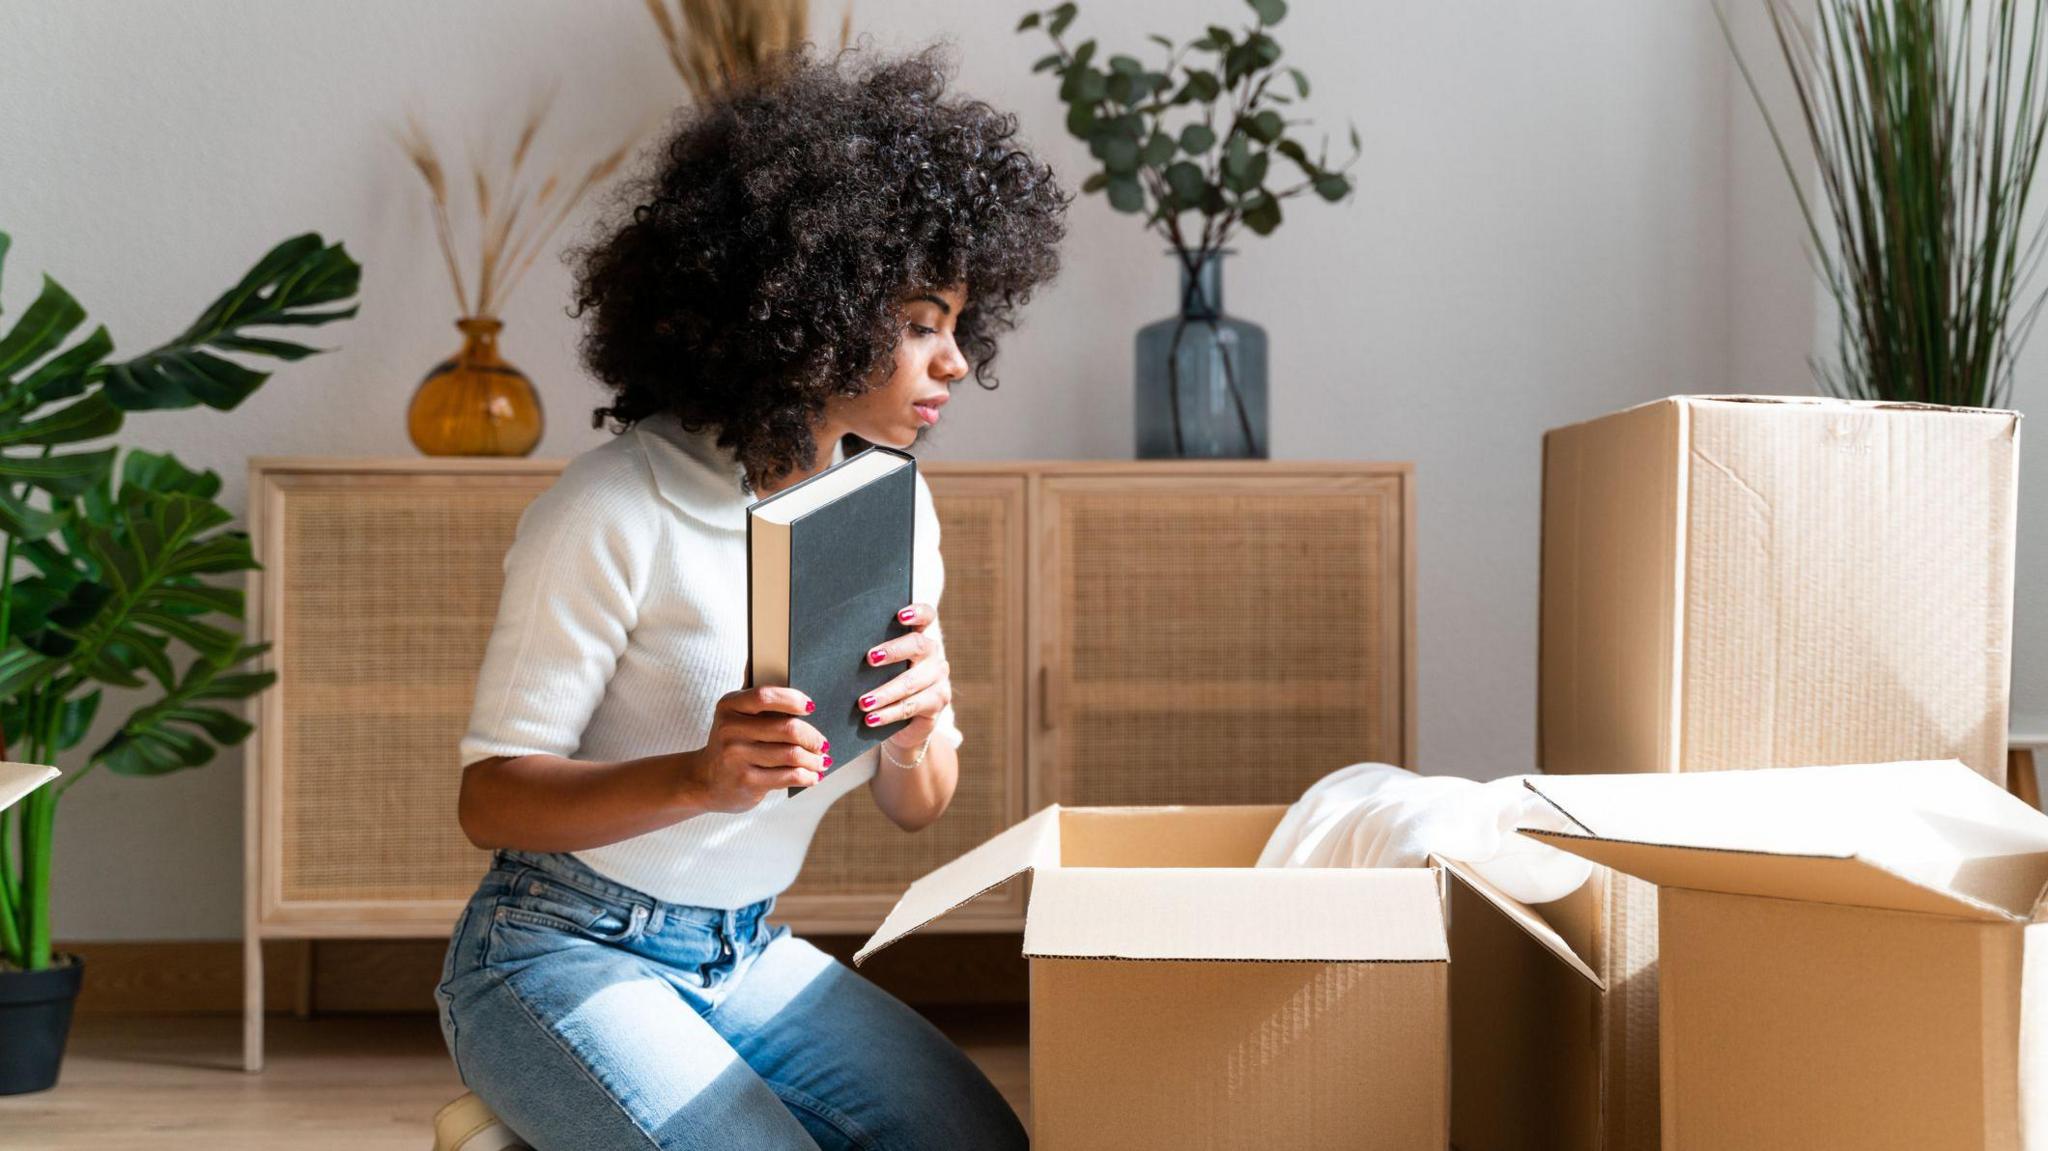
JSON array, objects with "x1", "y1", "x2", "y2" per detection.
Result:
[
  {"x1": 1521, "y1": 761, "x2": 2048, "y2": 1151},
  {"x1": 1532, "y1": 394, "x2": 2023, "y2": 1149},
  {"x1": 855, "y1": 804, "x2": 1449, "y2": 1150}
]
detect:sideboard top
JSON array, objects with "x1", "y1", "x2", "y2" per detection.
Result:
[{"x1": 247, "y1": 456, "x2": 1414, "y2": 477}]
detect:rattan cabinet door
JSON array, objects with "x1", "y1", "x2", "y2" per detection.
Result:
[
  {"x1": 253, "y1": 464, "x2": 558, "y2": 932},
  {"x1": 777, "y1": 470, "x2": 1028, "y2": 931},
  {"x1": 1033, "y1": 469, "x2": 1411, "y2": 808}
]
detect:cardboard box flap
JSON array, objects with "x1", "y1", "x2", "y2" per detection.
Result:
[
  {"x1": 0, "y1": 762, "x2": 57, "y2": 813},
  {"x1": 1522, "y1": 762, "x2": 2048, "y2": 922},
  {"x1": 854, "y1": 805, "x2": 1062, "y2": 966},
  {"x1": 1434, "y1": 855, "x2": 1602, "y2": 988},
  {"x1": 1023, "y1": 867, "x2": 1449, "y2": 963}
]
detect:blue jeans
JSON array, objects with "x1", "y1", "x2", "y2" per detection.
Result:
[{"x1": 434, "y1": 848, "x2": 1028, "y2": 1151}]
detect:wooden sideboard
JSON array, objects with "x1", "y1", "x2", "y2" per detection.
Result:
[{"x1": 242, "y1": 456, "x2": 1413, "y2": 1069}]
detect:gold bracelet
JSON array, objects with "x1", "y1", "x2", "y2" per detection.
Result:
[{"x1": 880, "y1": 733, "x2": 932, "y2": 770}]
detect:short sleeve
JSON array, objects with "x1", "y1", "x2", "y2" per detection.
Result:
[
  {"x1": 459, "y1": 456, "x2": 658, "y2": 767},
  {"x1": 912, "y1": 470, "x2": 965, "y2": 752}
]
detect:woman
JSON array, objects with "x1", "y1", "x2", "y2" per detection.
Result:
[{"x1": 434, "y1": 42, "x2": 1069, "y2": 1151}]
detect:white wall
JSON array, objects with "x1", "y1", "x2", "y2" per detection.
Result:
[{"x1": 0, "y1": 1, "x2": 1944, "y2": 941}]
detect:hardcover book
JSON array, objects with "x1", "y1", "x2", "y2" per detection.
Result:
[{"x1": 747, "y1": 444, "x2": 917, "y2": 796}]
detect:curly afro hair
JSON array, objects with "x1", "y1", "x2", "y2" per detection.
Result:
[{"x1": 570, "y1": 39, "x2": 1072, "y2": 493}]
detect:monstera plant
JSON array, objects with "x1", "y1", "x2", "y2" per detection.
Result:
[{"x1": 0, "y1": 230, "x2": 359, "y2": 1095}]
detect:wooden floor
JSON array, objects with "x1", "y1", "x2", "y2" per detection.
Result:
[{"x1": 0, "y1": 1008, "x2": 1031, "y2": 1150}]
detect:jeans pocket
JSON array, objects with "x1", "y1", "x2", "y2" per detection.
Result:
[{"x1": 487, "y1": 873, "x2": 647, "y2": 961}]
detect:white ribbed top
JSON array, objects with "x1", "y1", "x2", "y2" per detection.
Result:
[{"x1": 459, "y1": 412, "x2": 963, "y2": 909}]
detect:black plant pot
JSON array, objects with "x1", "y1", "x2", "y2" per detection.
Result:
[{"x1": 0, "y1": 954, "x2": 83, "y2": 1095}]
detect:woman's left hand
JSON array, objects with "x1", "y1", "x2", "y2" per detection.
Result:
[{"x1": 859, "y1": 601, "x2": 951, "y2": 751}]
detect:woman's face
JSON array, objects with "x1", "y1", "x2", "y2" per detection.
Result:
[{"x1": 836, "y1": 282, "x2": 970, "y2": 449}]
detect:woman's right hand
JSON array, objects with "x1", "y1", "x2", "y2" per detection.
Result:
[{"x1": 679, "y1": 685, "x2": 832, "y2": 812}]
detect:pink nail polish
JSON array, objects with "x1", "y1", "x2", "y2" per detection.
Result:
[
  {"x1": 859, "y1": 694, "x2": 876, "y2": 710},
  {"x1": 804, "y1": 700, "x2": 815, "y2": 713},
  {"x1": 822, "y1": 755, "x2": 833, "y2": 767},
  {"x1": 898, "y1": 607, "x2": 915, "y2": 622},
  {"x1": 866, "y1": 712, "x2": 882, "y2": 726},
  {"x1": 821, "y1": 740, "x2": 831, "y2": 753},
  {"x1": 869, "y1": 648, "x2": 885, "y2": 663}
]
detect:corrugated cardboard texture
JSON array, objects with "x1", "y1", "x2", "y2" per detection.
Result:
[
  {"x1": 1542, "y1": 395, "x2": 2020, "y2": 783},
  {"x1": 1536, "y1": 395, "x2": 2022, "y2": 1151},
  {"x1": 1659, "y1": 888, "x2": 2031, "y2": 1151},
  {"x1": 1446, "y1": 868, "x2": 1602, "y2": 1151},
  {"x1": 1030, "y1": 956, "x2": 1447, "y2": 1150},
  {"x1": 1025, "y1": 867, "x2": 1448, "y2": 963},
  {"x1": 1679, "y1": 399, "x2": 2018, "y2": 778}
]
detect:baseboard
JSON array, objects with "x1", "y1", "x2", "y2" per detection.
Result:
[{"x1": 55, "y1": 933, "x2": 1028, "y2": 1016}]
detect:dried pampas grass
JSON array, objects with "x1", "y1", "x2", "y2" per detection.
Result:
[
  {"x1": 646, "y1": 0, "x2": 854, "y2": 103},
  {"x1": 395, "y1": 92, "x2": 645, "y2": 318}
]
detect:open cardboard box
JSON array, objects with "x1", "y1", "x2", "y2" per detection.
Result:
[
  {"x1": 855, "y1": 804, "x2": 1449, "y2": 1150},
  {"x1": 1519, "y1": 760, "x2": 2048, "y2": 1151}
]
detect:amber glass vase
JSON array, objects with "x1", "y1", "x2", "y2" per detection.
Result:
[{"x1": 407, "y1": 316, "x2": 543, "y2": 456}]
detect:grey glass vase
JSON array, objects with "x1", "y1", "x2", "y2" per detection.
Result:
[{"x1": 1135, "y1": 248, "x2": 1269, "y2": 458}]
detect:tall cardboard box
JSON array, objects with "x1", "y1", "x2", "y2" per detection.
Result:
[
  {"x1": 1529, "y1": 394, "x2": 2022, "y2": 1150},
  {"x1": 1522, "y1": 761, "x2": 2048, "y2": 1151},
  {"x1": 855, "y1": 804, "x2": 1449, "y2": 1150}
]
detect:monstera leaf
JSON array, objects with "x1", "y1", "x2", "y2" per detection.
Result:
[
  {"x1": 0, "y1": 231, "x2": 359, "y2": 543},
  {"x1": 94, "y1": 642, "x2": 272, "y2": 777}
]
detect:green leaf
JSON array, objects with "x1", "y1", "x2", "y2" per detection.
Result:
[
  {"x1": 1047, "y1": 2, "x2": 1076, "y2": 36},
  {"x1": 1147, "y1": 34, "x2": 1174, "y2": 51},
  {"x1": 0, "y1": 489, "x2": 65, "y2": 542},
  {"x1": 1349, "y1": 121, "x2": 1360, "y2": 151},
  {"x1": 1248, "y1": 0, "x2": 1287, "y2": 24},
  {"x1": 0, "y1": 393, "x2": 122, "y2": 448},
  {"x1": 1248, "y1": 110, "x2": 1285, "y2": 143},
  {"x1": 1165, "y1": 161, "x2": 1207, "y2": 205},
  {"x1": 1276, "y1": 137, "x2": 1315, "y2": 174},
  {"x1": 1017, "y1": 11, "x2": 1041, "y2": 30},
  {"x1": 93, "y1": 646, "x2": 270, "y2": 778},
  {"x1": 121, "y1": 450, "x2": 221, "y2": 500},
  {"x1": 209, "y1": 334, "x2": 320, "y2": 362},
  {"x1": 1106, "y1": 176, "x2": 1145, "y2": 213},
  {"x1": 1065, "y1": 103, "x2": 1097, "y2": 136},
  {"x1": 1099, "y1": 134, "x2": 1140, "y2": 174},
  {"x1": 1181, "y1": 70, "x2": 1220, "y2": 102},
  {"x1": 1287, "y1": 67, "x2": 1310, "y2": 97},
  {"x1": 1243, "y1": 191, "x2": 1283, "y2": 235},
  {"x1": 1059, "y1": 65, "x2": 1106, "y2": 104},
  {"x1": 1315, "y1": 174, "x2": 1351, "y2": 201},
  {"x1": 56, "y1": 691, "x2": 100, "y2": 752},
  {"x1": 0, "y1": 276, "x2": 86, "y2": 379},
  {"x1": 1141, "y1": 131, "x2": 1176, "y2": 168},
  {"x1": 1070, "y1": 39, "x2": 1096, "y2": 70},
  {"x1": 92, "y1": 234, "x2": 359, "y2": 415},
  {"x1": 1206, "y1": 25, "x2": 1235, "y2": 50},
  {"x1": 1032, "y1": 52, "x2": 1063, "y2": 74},
  {"x1": 0, "y1": 447, "x2": 115, "y2": 499},
  {"x1": 1081, "y1": 171, "x2": 1109, "y2": 193},
  {"x1": 0, "y1": 231, "x2": 11, "y2": 302},
  {"x1": 1180, "y1": 123, "x2": 1217, "y2": 154},
  {"x1": 13, "y1": 324, "x2": 112, "y2": 407},
  {"x1": 1248, "y1": 32, "x2": 1282, "y2": 64}
]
